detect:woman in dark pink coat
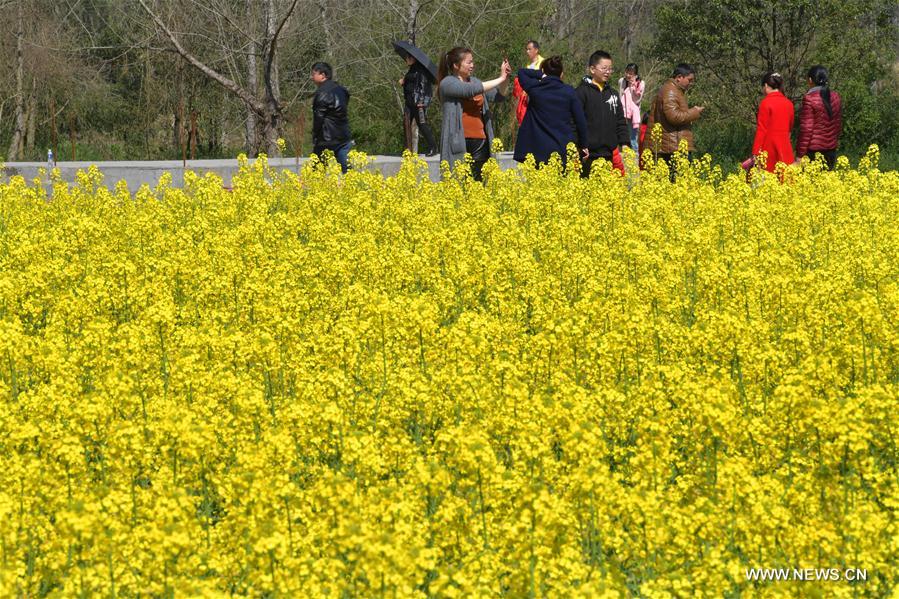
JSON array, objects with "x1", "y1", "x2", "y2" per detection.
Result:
[
  {"x1": 796, "y1": 65, "x2": 842, "y2": 169},
  {"x1": 751, "y1": 72, "x2": 795, "y2": 172}
]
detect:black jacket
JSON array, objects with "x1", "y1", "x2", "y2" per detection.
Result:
[
  {"x1": 575, "y1": 77, "x2": 630, "y2": 156},
  {"x1": 402, "y1": 63, "x2": 433, "y2": 108},
  {"x1": 313, "y1": 80, "x2": 352, "y2": 150}
]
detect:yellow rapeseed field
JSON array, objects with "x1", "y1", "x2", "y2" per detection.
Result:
[{"x1": 0, "y1": 148, "x2": 897, "y2": 597}]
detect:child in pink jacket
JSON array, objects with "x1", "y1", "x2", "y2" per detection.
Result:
[{"x1": 618, "y1": 64, "x2": 644, "y2": 153}]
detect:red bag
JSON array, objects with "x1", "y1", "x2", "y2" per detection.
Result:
[{"x1": 611, "y1": 148, "x2": 625, "y2": 175}]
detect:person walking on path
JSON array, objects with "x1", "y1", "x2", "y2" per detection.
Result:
[
  {"x1": 513, "y1": 56, "x2": 588, "y2": 166},
  {"x1": 399, "y1": 55, "x2": 438, "y2": 156},
  {"x1": 618, "y1": 63, "x2": 644, "y2": 153},
  {"x1": 311, "y1": 62, "x2": 353, "y2": 173},
  {"x1": 512, "y1": 40, "x2": 545, "y2": 125},
  {"x1": 796, "y1": 65, "x2": 842, "y2": 170},
  {"x1": 575, "y1": 50, "x2": 630, "y2": 177},
  {"x1": 751, "y1": 71, "x2": 795, "y2": 172},
  {"x1": 646, "y1": 63, "x2": 704, "y2": 170},
  {"x1": 438, "y1": 47, "x2": 511, "y2": 181}
]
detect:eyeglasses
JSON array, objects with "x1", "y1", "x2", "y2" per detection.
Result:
[{"x1": 594, "y1": 66, "x2": 613, "y2": 73}]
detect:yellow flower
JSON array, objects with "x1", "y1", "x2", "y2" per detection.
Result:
[{"x1": 0, "y1": 150, "x2": 897, "y2": 596}]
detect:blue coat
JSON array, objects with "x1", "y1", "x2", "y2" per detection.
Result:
[{"x1": 513, "y1": 69, "x2": 588, "y2": 164}]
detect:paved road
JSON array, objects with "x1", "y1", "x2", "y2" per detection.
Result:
[{"x1": 2, "y1": 153, "x2": 520, "y2": 190}]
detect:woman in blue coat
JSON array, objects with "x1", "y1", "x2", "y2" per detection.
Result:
[{"x1": 513, "y1": 56, "x2": 588, "y2": 166}]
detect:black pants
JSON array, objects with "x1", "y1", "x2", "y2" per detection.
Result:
[
  {"x1": 657, "y1": 152, "x2": 692, "y2": 181},
  {"x1": 581, "y1": 152, "x2": 613, "y2": 178},
  {"x1": 809, "y1": 149, "x2": 836, "y2": 170},
  {"x1": 405, "y1": 104, "x2": 437, "y2": 154},
  {"x1": 465, "y1": 138, "x2": 490, "y2": 181}
]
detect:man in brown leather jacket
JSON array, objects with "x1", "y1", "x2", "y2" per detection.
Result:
[{"x1": 647, "y1": 63, "x2": 704, "y2": 170}]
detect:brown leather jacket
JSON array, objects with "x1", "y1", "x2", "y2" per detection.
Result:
[{"x1": 647, "y1": 79, "x2": 701, "y2": 153}]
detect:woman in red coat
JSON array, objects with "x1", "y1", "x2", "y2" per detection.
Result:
[
  {"x1": 796, "y1": 65, "x2": 842, "y2": 169},
  {"x1": 751, "y1": 72, "x2": 795, "y2": 172}
]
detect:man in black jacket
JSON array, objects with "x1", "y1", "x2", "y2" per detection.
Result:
[
  {"x1": 399, "y1": 55, "x2": 438, "y2": 156},
  {"x1": 575, "y1": 50, "x2": 630, "y2": 177},
  {"x1": 311, "y1": 62, "x2": 353, "y2": 173}
]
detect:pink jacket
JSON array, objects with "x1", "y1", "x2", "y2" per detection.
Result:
[{"x1": 618, "y1": 77, "x2": 644, "y2": 127}]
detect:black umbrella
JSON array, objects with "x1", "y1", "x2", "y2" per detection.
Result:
[{"x1": 392, "y1": 40, "x2": 438, "y2": 83}]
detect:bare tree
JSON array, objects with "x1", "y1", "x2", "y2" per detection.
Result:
[
  {"x1": 7, "y1": 0, "x2": 25, "y2": 160},
  {"x1": 245, "y1": 0, "x2": 259, "y2": 153},
  {"x1": 137, "y1": 0, "x2": 299, "y2": 155}
]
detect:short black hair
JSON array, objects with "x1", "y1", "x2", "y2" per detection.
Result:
[
  {"x1": 541, "y1": 56, "x2": 564, "y2": 77},
  {"x1": 311, "y1": 62, "x2": 332, "y2": 79},
  {"x1": 672, "y1": 63, "x2": 695, "y2": 78},
  {"x1": 588, "y1": 50, "x2": 612, "y2": 67},
  {"x1": 526, "y1": 40, "x2": 540, "y2": 50}
]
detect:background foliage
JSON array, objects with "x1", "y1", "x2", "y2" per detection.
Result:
[{"x1": 1, "y1": 0, "x2": 897, "y2": 166}]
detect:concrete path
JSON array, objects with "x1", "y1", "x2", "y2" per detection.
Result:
[{"x1": 2, "y1": 153, "x2": 521, "y2": 190}]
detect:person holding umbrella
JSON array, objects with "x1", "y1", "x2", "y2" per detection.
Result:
[{"x1": 393, "y1": 41, "x2": 439, "y2": 156}]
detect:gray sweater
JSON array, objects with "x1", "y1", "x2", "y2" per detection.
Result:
[{"x1": 438, "y1": 76, "x2": 503, "y2": 172}]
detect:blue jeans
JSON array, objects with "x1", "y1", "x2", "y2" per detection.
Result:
[
  {"x1": 334, "y1": 141, "x2": 352, "y2": 173},
  {"x1": 315, "y1": 141, "x2": 352, "y2": 173},
  {"x1": 629, "y1": 126, "x2": 640, "y2": 153}
]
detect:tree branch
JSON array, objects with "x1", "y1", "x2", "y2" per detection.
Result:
[
  {"x1": 137, "y1": 0, "x2": 264, "y2": 114},
  {"x1": 263, "y1": 0, "x2": 300, "y2": 93}
]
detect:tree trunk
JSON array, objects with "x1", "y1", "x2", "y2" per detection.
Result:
[
  {"x1": 7, "y1": 0, "x2": 25, "y2": 161},
  {"x1": 265, "y1": 0, "x2": 281, "y2": 102},
  {"x1": 262, "y1": 0, "x2": 288, "y2": 156},
  {"x1": 595, "y1": 3, "x2": 605, "y2": 42},
  {"x1": 179, "y1": 100, "x2": 187, "y2": 165},
  {"x1": 552, "y1": 0, "x2": 575, "y2": 54},
  {"x1": 264, "y1": 0, "x2": 283, "y2": 156},
  {"x1": 317, "y1": 1, "x2": 333, "y2": 57},
  {"x1": 245, "y1": 0, "x2": 259, "y2": 156},
  {"x1": 893, "y1": 5, "x2": 899, "y2": 56},
  {"x1": 190, "y1": 110, "x2": 198, "y2": 159},
  {"x1": 143, "y1": 50, "x2": 151, "y2": 159},
  {"x1": 50, "y1": 96, "x2": 58, "y2": 161},
  {"x1": 25, "y1": 79, "x2": 36, "y2": 157},
  {"x1": 174, "y1": 58, "x2": 184, "y2": 151},
  {"x1": 406, "y1": 0, "x2": 420, "y2": 43},
  {"x1": 623, "y1": 0, "x2": 642, "y2": 62},
  {"x1": 220, "y1": 87, "x2": 228, "y2": 153},
  {"x1": 68, "y1": 112, "x2": 76, "y2": 161}
]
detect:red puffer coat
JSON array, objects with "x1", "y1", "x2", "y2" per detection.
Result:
[{"x1": 796, "y1": 88, "x2": 842, "y2": 157}]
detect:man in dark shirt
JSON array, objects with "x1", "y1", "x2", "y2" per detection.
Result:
[
  {"x1": 575, "y1": 50, "x2": 630, "y2": 178},
  {"x1": 311, "y1": 62, "x2": 353, "y2": 173}
]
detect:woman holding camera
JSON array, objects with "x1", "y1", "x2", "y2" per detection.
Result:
[
  {"x1": 618, "y1": 63, "x2": 644, "y2": 153},
  {"x1": 437, "y1": 47, "x2": 511, "y2": 181}
]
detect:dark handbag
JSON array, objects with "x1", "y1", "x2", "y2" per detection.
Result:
[{"x1": 465, "y1": 138, "x2": 490, "y2": 162}]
